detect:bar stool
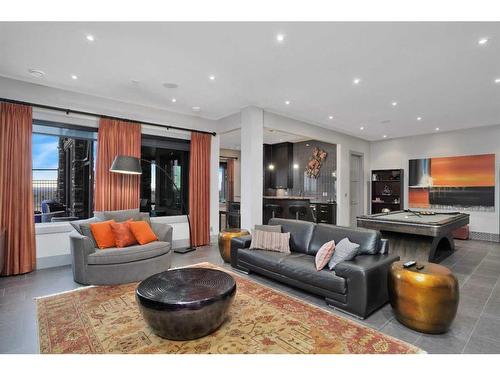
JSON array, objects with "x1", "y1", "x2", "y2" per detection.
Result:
[
  {"x1": 289, "y1": 205, "x2": 307, "y2": 220},
  {"x1": 265, "y1": 204, "x2": 282, "y2": 219}
]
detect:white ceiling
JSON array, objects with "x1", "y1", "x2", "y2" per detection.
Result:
[
  {"x1": 0, "y1": 22, "x2": 499, "y2": 140},
  {"x1": 220, "y1": 128, "x2": 309, "y2": 150}
]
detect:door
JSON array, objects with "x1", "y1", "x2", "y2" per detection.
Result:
[{"x1": 350, "y1": 153, "x2": 364, "y2": 226}]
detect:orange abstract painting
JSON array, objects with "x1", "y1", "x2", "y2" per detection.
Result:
[{"x1": 430, "y1": 154, "x2": 495, "y2": 187}]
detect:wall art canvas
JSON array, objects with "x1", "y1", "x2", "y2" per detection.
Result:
[
  {"x1": 305, "y1": 147, "x2": 328, "y2": 178},
  {"x1": 409, "y1": 154, "x2": 495, "y2": 211}
]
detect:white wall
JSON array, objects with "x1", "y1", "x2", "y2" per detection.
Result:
[
  {"x1": 263, "y1": 111, "x2": 371, "y2": 226},
  {"x1": 220, "y1": 148, "x2": 241, "y2": 200},
  {"x1": 0, "y1": 77, "x2": 220, "y2": 268},
  {"x1": 370, "y1": 125, "x2": 500, "y2": 236}
]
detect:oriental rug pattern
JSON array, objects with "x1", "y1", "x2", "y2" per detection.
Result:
[{"x1": 36, "y1": 263, "x2": 422, "y2": 354}]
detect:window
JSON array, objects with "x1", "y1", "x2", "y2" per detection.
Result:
[
  {"x1": 32, "y1": 121, "x2": 97, "y2": 222},
  {"x1": 140, "y1": 136, "x2": 190, "y2": 217},
  {"x1": 219, "y1": 161, "x2": 227, "y2": 203}
]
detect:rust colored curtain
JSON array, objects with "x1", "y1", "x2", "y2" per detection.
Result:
[
  {"x1": 94, "y1": 118, "x2": 141, "y2": 211},
  {"x1": 189, "y1": 132, "x2": 211, "y2": 246},
  {"x1": 0, "y1": 102, "x2": 36, "y2": 275},
  {"x1": 227, "y1": 159, "x2": 234, "y2": 202}
]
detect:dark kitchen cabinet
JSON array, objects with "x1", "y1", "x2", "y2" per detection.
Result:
[
  {"x1": 310, "y1": 203, "x2": 337, "y2": 225},
  {"x1": 263, "y1": 144, "x2": 275, "y2": 189},
  {"x1": 263, "y1": 142, "x2": 293, "y2": 189}
]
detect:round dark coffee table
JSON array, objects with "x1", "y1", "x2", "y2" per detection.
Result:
[{"x1": 136, "y1": 268, "x2": 236, "y2": 340}]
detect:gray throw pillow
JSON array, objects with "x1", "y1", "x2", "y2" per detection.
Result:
[
  {"x1": 70, "y1": 217, "x2": 98, "y2": 235},
  {"x1": 79, "y1": 223, "x2": 98, "y2": 248},
  {"x1": 328, "y1": 237, "x2": 360, "y2": 271},
  {"x1": 253, "y1": 224, "x2": 282, "y2": 233}
]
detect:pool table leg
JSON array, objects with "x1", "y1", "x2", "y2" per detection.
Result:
[{"x1": 381, "y1": 231, "x2": 455, "y2": 263}]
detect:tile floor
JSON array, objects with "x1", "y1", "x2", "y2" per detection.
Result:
[{"x1": 1, "y1": 239, "x2": 500, "y2": 354}]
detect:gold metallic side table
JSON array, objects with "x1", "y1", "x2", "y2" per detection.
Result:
[
  {"x1": 218, "y1": 228, "x2": 250, "y2": 263},
  {"x1": 388, "y1": 261, "x2": 459, "y2": 334}
]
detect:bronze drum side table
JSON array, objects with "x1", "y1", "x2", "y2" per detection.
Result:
[
  {"x1": 218, "y1": 228, "x2": 250, "y2": 263},
  {"x1": 388, "y1": 261, "x2": 459, "y2": 334}
]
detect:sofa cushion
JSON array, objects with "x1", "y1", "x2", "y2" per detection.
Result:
[
  {"x1": 308, "y1": 224, "x2": 381, "y2": 255},
  {"x1": 268, "y1": 218, "x2": 315, "y2": 254},
  {"x1": 237, "y1": 248, "x2": 290, "y2": 273},
  {"x1": 279, "y1": 254, "x2": 346, "y2": 294},
  {"x1": 87, "y1": 241, "x2": 171, "y2": 265}
]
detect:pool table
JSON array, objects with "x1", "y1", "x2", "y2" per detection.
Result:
[{"x1": 357, "y1": 210, "x2": 469, "y2": 263}]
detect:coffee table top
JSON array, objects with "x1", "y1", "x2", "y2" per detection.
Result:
[{"x1": 136, "y1": 268, "x2": 236, "y2": 309}]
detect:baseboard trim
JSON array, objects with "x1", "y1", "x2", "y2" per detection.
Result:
[
  {"x1": 469, "y1": 232, "x2": 500, "y2": 242},
  {"x1": 36, "y1": 254, "x2": 72, "y2": 269}
]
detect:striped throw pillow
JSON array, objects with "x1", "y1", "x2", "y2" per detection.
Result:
[{"x1": 250, "y1": 230, "x2": 291, "y2": 253}]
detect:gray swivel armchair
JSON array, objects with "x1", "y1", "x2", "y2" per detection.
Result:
[{"x1": 69, "y1": 211, "x2": 173, "y2": 285}]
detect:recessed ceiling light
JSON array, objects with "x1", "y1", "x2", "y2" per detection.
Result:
[
  {"x1": 391, "y1": 101, "x2": 398, "y2": 107},
  {"x1": 478, "y1": 37, "x2": 488, "y2": 45},
  {"x1": 495, "y1": 78, "x2": 500, "y2": 84},
  {"x1": 268, "y1": 164, "x2": 275, "y2": 170},
  {"x1": 171, "y1": 98, "x2": 177, "y2": 103},
  {"x1": 328, "y1": 115, "x2": 334, "y2": 120},
  {"x1": 163, "y1": 82, "x2": 179, "y2": 89},
  {"x1": 360, "y1": 126, "x2": 365, "y2": 130},
  {"x1": 417, "y1": 117, "x2": 422, "y2": 121},
  {"x1": 293, "y1": 164, "x2": 299, "y2": 169},
  {"x1": 86, "y1": 34, "x2": 95, "y2": 42},
  {"x1": 435, "y1": 127, "x2": 440, "y2": 131},
  {"x1": 306, "y1": 143, "x2": 310, "y2": 147},
  {"x1": 209, "y1": 75, "x2": 216, "y2": 81},
  {"x1": 353, "y1": 78, "x2": 361, "y2": 85},
  {"x1": 285, "y1": 100, "x2": 291, "y2": 105},
  {"x1": 28, "y1": 69, "x2": 45, "y2": 78},
  {"x1": 382, "y1": 135, "x2": 387, "y2": 138},
  {"x1": 192, "y1": 106, "x2": 201, "y2": 112},
  {"x1": 71, "y1": 74, "x2": 78, "y2": 80},
  {"x1": 276, "y1": 34, "x2": 285, "y2": 42}
]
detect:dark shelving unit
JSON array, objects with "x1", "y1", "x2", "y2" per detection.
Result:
[{"x1": 371, "y1": 169, "x2": 404, "y2": 214}]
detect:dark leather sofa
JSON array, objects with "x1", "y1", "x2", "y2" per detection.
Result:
[{"x1": 230, "y1": 218, "x2": 399, "y2": 319}]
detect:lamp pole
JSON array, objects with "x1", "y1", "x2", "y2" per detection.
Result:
[
  {"x1": 141, "y1": 159, "x2": 195, "y2": 254},
  {"x1": 109, "y1": 155, "x2": 195, "y2": 254}
]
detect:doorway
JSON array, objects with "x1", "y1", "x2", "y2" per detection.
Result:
[{"x1": 349, "y1": 152, "x2": 364, "y2": 227}]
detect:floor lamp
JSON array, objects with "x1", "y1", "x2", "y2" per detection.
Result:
[{"x1": 110, "y1": 155, "x2": 195, "y2": 254}]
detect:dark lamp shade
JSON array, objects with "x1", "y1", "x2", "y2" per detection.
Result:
[{"x1": 110, "y1": 155, "x2": 142, "y2": 175}]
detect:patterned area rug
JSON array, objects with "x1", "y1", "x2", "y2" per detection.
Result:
[{"x1": 36, "y1": 263, "x2": 423, "y2": 354}]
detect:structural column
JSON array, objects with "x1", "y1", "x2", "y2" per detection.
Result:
[{"x1": 240, "y1": 106, "x2": 264, "y2": 230}]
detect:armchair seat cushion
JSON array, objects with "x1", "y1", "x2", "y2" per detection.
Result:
[
  {"x1": 87, "y1": 241, "x2": 171, "y2": 265},
  {"x1": 280, "y1": 254, "x2": 346, "y2": 294}
]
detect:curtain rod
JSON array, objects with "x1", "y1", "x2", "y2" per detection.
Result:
[{"x1": 0, "y1": 97, "x2": 217, "y2": 136}]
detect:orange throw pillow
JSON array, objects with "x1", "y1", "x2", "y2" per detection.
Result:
[
  {"x1": 90, "y1": 220, "x2": 116, "y2": 249},
  {"x1": 110, "y1": 220, "x2": 137, "y2": 248},
  {"x1": 129, "y1": 220, "x2": 158, "y2": 245}
]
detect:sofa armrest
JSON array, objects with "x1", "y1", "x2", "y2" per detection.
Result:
[
  {"x1": 69, "y1": 230, "x2": 96, "y2": 283},
  {"x1": 230, "y1": 235, "x2": 252, "y2": 268},
  {"x1": 151, "y1": 222, "x2": 173, "y2": 245},
  {"x1": 379, "y1": 238, "x2": 389, "y2": 254},
  {"x1": 334, "y1": 253, "x2": 400, "y2": 318}
]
